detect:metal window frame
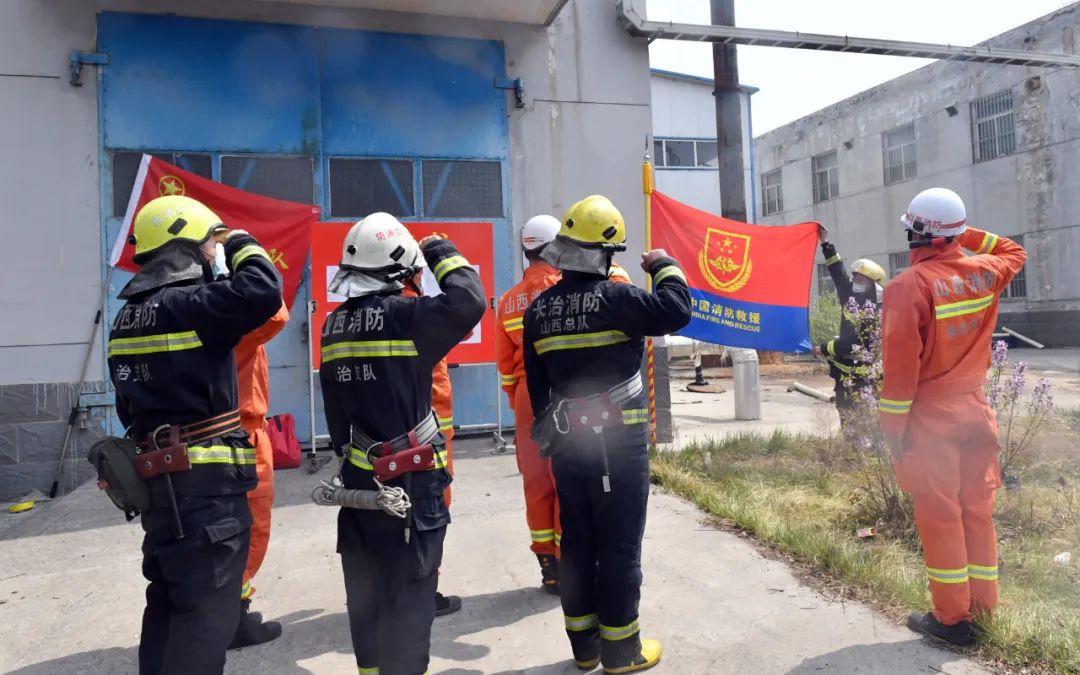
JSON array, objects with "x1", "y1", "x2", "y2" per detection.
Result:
[
  {"x1": 811, "y1": 150, "x2": 839, "y2": 204},
  {"x1": 888, "y1": 251, "x2": 910, "y2": 277},
  {"x1": 694, "y1": 139, "x2": 720, "y2": 168},
  {"x1": 1001, "y1": 234, "x2": 1027, "y2": 300},
  {"x1": 658, "y1": 138, "x2": 698, "y2": 169},
  {"x1": 761, "y1": 168, "x2": 783, "y2": 216},
  {"x1": 419, "y1": 157, "x2": 506, "y2": 219},
  {"x1": 219, "y1": 153, "x2": 316, "y2": 204},
  {"x1": 882, "y1": 122, "x2": 917, "y2": 185},
  {"x1": 653, "y1": 137, "x2": 723, "y2": 171},
  {"x1": 816, "y1": 263, "x2": 836, "y2": 296},
  {"x1": 970, "y1": 89, "x2": 1016, "y2": 164},
  {"x1": 326, "y1": 155, "x2": 417, "y2": 218},
  {"x1": 107, "y1": 149, "x2": 216, "y2": 217}
]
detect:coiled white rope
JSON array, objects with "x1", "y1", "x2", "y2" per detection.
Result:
[{"x1": 310, "y1": 475, "x2": 411, "y2": 519}]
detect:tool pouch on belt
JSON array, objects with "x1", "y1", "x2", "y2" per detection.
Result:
[
  {"x1": 87, "y1": 437, "x2": 152, "y2": 521},
  {"x1": 135, "y1": 426, "x2": 193, "y2": 480},
  {"x1": 532, "y1": 401, "x2": 564, "y2": 459},
  {"x1": 534, "y1": 374, "x2": 642, "y2": 458}
]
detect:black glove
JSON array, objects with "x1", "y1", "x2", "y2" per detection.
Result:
[{"x1": 821, "y1": 241, "x2": 837, "y2": 260}]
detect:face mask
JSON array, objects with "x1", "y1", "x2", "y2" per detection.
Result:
[
  {"x1": 852, "y1": 281, "x2": 869, "y2": 294},
  {"x1": 212, "y1": 243, "x2": 228, "y2": 278}
]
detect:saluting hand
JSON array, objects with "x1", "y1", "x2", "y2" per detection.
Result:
[
  {"x1": 418, "y1": 234, "x2": 442, "y2": 248},
  {"x1": 641, "y1": 248, "x2": 668, "y2": 272}
]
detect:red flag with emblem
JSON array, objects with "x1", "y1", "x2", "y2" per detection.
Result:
[{"x1": 109, "y1": 154, "x2": 317, "y2": 309}]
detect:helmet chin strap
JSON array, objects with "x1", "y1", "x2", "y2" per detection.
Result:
[{"x1": 385, "y1": 264, "x2": 422, "y2": 284}]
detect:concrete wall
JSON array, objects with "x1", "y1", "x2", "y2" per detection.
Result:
[
  {"x1": 650, "y1": 72, "x2": 755, "y2": 218},
  {"x1": 0, "y1": 0, "x2": 653, "y2": 499},
  {"x1": 753, "y1": 5, "x2": 1080, "y2": 345}
]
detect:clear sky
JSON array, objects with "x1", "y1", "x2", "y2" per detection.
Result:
[{"x1": 648, "y1": 0, "x2": 1076, "y2": 134}]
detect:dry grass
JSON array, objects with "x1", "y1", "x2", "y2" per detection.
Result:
[{"x1": 652, "y1": 429, "x2": 1080, "y2": 674}]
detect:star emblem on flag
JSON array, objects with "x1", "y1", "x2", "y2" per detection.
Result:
[{"x1": 158, "y1": 175, "x2": 185, "y2": 196}]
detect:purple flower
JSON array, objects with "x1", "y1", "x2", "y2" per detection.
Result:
[
  {"x1": 1030, "y1": 377, "x2": 1054, "y2": 416},
  {"x1": 992, "y1": 340, "x2": 1008, "y2": 369},
  {"x1": 1004, "y1": 362, "x2": 1028, "y2": 405}
]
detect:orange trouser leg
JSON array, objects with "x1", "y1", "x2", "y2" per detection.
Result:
[
  {"x1": 242, "y1": 426, "x2": 275, "y2": 599},
  {"x1": 513, "y1": 386, "x2": 560, "y2": 557},
  {"x1": 958, "y1": 402, "x2": 1002, "y2": 616},
  {"x1": 896, "y1": 394, "x2": 1000, "y2": 626},
  {"x1": 443, "y1": 430, "x2": 455, "y2": 508}
]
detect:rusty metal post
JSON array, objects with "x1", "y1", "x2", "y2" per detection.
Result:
[{"x1": 711, "y1": 0, "x2": 747, "y2": 223}]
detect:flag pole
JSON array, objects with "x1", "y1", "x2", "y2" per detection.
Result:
[{"x1": 642, "y1": 149, "x2": 658, "y2": 449}]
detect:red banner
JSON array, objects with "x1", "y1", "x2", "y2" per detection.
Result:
[
  {"x1": 651, "y1": 191, "x2": 818, "y2": 351},
  {"x1": 110, "y1": 154, "x2": 318, "y2": 309},
  {"x1": 310, "y1": 221, "x2": 495, "y2": 367}
]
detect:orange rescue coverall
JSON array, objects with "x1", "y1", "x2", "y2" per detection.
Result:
[
  {"x1": 497, "y1": 260, "x2": 563, "y2": 555},
  {"x1": 880, "y1": 227, "x2": 1026, "y2": 626},
  {"x1": 496, "y1": 260, "x2": 631, "y2": 556},
  {"x1": 237, "y1": 302, "x2": 290, "y2": 600},
  {"x1": 433, "y1": 358, "x2": 455, "y2": 507}
]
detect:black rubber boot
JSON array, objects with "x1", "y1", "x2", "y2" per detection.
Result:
[
  {"x1": 435, "y1": 591, "x2": 462, "y2": 617},
  {"x1": 228, "y1": 599, "x2": 283, "y2": 650},
  {"x1": 907, "y1": 612, "x2": 976, "y2": 647},
  {"x1": 538, "y1": 554, "x2": 560, "y2": 595},
  {"x1": 569, "y1": 630, "x2": 601, "y2": 670}
]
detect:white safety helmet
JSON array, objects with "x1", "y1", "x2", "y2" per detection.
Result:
[
  {"x1": 900, "y1": 188, "x2": 967, "y2": 239},
  {"x1": 328, "y1": 212, "x2": 424, "y2": 298},
  {"x1": 520, "y1": 214, "x2": 561, "y2": 251}
]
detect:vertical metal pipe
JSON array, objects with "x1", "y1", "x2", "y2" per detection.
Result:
[
  {"x1": 711, "y1": 0, "x2": 747, "y2": 223},
  {"x1": 307, "y1": 296, "x2": 317, "y2": 456}
]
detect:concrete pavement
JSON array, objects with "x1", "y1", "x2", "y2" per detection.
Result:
[{"x1": 1, "y1": 438, "x2": 986, "y2": 674}]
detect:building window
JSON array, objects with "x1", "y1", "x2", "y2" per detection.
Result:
[
  {"x1": 888, "y1": 251, "x2": 909, "y2": 278},
  {"x1": 663, "y1": 140, "x2": 696, "y2": 168},
  {"x1": 761, "y1": 169, "x2": 783, "y2": 216},
  {"x1": 653, "y1": 139, "x2": 720, "y2": 168},
  {"x1": 817, "y1": 263, "x2": 835, "y2": 296},
  {"x1": 329, "y1": 158, "x2": 415, "y2": 218},
  {"x1": 812, "y1": 150, "x2": 839, "y2": 203},
  {"x1": 882, "y1": 122, "x2": 917, "y2": 185},
  {"x1": 111, "y1": 151, "x2": 212, "y2": 217},
  {"x1": 696, "y1": 141, "x2": 719, "y2": 168},
  {"x1": 421, "y1": 160, "x2": 503, "y2": 218},
  {"x1": 1001, "y1": 234, "x2": 1027, "y2": 299},
  {"x1": 971, "y1": 89, "x2": 1016, "y2": 163},
  {"x1": 221, "y1": 155, "x2": 315, "y2": 204}
]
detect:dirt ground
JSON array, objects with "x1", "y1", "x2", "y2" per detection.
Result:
[{"x1": 664, "y1": 347, "x2": 1080, "y2": 447}]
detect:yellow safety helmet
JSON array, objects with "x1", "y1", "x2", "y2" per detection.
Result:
[
  {"x1": 130, "y1": 195, "x2": 225, "y2": 263},
  {"x1": 851, "y1": 258, "x2": 887, "y2": 285},
  {"x1": 559, "y1": 195, "x2": 626, "y2": 247}
]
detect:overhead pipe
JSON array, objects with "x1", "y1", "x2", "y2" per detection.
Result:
[{"x1": 615, "y1": 0, "x2": 1080, "y2": 69}]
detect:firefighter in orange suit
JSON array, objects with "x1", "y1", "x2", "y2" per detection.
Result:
[
  {"x1": 406, "y1": 278, "x2": 464, "y2": 617},
  {"x1": 496, "y1": 214, "x2": 565, "y2": 593},
  {"x1": 880, "y1": 187, "x2": 1026, "y2": 646},
  {"x1": 228, "y1": 302, "x2": 289, "y2": 649}
]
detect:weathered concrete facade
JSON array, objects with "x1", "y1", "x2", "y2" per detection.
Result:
[
  {"x1": 0, "y1": 0, "x2": 653, "y2": 500},
  {"x1": 753, "y1": 4, "x2": 1080, "y2": 346}
]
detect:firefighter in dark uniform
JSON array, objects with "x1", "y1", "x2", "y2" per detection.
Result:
[
  {"x1": 108, "y1": 195, "x2": 282, "y2": 674},
  {"x1": 319, "y1": 212, "x2": 485, "y2": 675},
  {"x1": 814, "y1": 232, "x2": 887, "y2": 427},
  {"x1": 523, "y1": 195, "x2": 691, "y2": 673}
]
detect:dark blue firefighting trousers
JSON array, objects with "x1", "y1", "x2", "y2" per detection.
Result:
[
  {"x1": 139, "y1": 492, "x2": 251, "y2": 675},
  {"x1": 338, "y1": 493, "x2": 447, "y2": 675},
  {"x1": 552, "y1": 424, "x2": 650, "y2": 666}
]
